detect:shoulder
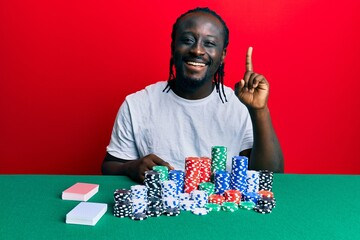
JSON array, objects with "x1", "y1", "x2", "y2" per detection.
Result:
[{"x1": 125, "y1": 81, "x2": 168, "y2": 102}]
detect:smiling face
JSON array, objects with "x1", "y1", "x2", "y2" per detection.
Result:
[{"x1": 172, "y1": 12, "x2": 227, "y2": 92}]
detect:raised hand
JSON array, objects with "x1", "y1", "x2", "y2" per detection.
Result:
[{"x1": 235, "y1": 47, "x2": 269, "y2": 110}]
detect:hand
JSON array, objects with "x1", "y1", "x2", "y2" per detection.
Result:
[
  {"x1": 127, "y1": 154, "x2": 174, "y2": 183},
  {"x1": 235, "y1": 47, "x2": 269, "y2": 110}
]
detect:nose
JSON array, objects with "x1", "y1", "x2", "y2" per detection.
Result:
[{"x1": 190, "y1": 42, "x2": 205, "y2": 56}]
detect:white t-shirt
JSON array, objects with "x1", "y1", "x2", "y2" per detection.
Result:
[{"x1": 107, "y1": 81, "x2": 253, "y2": 171}]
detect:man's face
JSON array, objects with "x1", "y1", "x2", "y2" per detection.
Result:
[{"x1": 173, "y1": 12, "x2": 226, "y2": 89}]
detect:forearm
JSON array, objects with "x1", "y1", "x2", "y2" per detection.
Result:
[
  {"x1": 248, "y1": 106, "x2": 284, "y2": 172},
  {"x1": 102, "y1": 161, "x2": 129, "y2": 175},
  {"x1": 101, "y1": 152, "x2": 133, "y2": 176}
]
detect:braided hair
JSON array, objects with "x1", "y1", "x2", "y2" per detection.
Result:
[{"x1": 163, "y1": 7, "x2": 229, "y2": 103}]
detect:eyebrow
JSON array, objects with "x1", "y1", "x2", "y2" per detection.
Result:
[{"x1": 180, "y1": 31, "x2": 219, "y2": 39}]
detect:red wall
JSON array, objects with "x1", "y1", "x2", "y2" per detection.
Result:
[{"x1": 1, "y1": 0, "x2": 360, "y2": 175}]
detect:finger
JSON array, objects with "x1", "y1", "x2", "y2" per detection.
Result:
[
  {"x1": 252, "y1": 75, "x2": 264, "y2": 89},
  {"x1": 246, "y1": 46, "x2": 253, "y2": 72},
  {"x1": 243, "y1": 71, "x2": 252, "y2": 89},
  {"x1": 248, "y1": 72, "x2": 258, "y2": 89},
  {"x1": 151, "y1": 154, "x2": 175, "y2": 170}
]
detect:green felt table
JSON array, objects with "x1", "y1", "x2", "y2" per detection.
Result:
[{"x1": 0, "y1": 174, "x2": 359, "y2": 240}]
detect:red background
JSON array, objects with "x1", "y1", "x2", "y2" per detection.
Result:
[{"x1": 1, "y1": 0, "x2": 360, "y2": 175}]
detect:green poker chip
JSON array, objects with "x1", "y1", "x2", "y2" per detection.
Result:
[
  {"x1": 239, "y1": 201, "x2": 256, "y2": 210},
  {"x1": 221, "y1": 202, "x2": 239, "y2": 212},
  {"x1": 205, "y1": 203, "x2": 221, "y2": 212}
]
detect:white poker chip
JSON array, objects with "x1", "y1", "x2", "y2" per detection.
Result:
[{"x1": 192, "y1": 207, "x2": 209, "y2": 216}]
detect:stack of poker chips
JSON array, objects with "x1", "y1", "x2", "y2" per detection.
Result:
[
  {"x1": 242, "y1": 192, "x2": 260, "y2": 204},
  {"x1": 199, "y1": 157, "x2": 211, "y2": 183},
  {"x1": 214, "y1": 170, "x2": 230, "y2": 194},
  {"x1": 254, "y1": 190, "x2": 276, "y2": 214},
  {"x1": 230, "y1": 156, "x2": 248, "y2": 193},
  {"x1": 198, "y1": 182, "x2": 215, "y2": 196},
  {"x1": 184, "y1": 157, "x2": 201, "y2": 193},
  {"x1": 224, "y1": 189, "x2": 242, "y2": 204},
  {"x1": 208, "y1": 194, "x2": 225, "y2": 205},
  {"x1": 246, "y1": 170, "x2": 260, "y2": 193},
  {"x1": 168, "y1": 170, "x2": 185, "y2": 194},
  {"x1": 144, "y1": 170, "x2": 163, "y2": 217},
  {"x1": 130, "y1": 185, "x2": 148, "y2": 213},
  {"x1": 130, "y1": 185, "x2": 149, "y2": 220},
  {"x1": 113, "y1": 189, "x2": 132, "y2": 218},
  {"x1": 161, "y1": 180, "x2": 179, "y2": 209},
  {"x1": 259, "y1": 170, "x2": 274, "y2": 191},
  {"x1": 152, "y1": 166, "x2": 168, "y2": 181},
  {"x1": 178, "y1": 192, "x2": 196, "y2": 211},
  {"x1": 190, "y1": 190, "x2": 208, "y2": 208},
  {"x1": 211, "y1": 146, "x2": 227, "y2": 173},
  {"x1": 144, "y1": 170, "x2": 162, "y2": 198}
]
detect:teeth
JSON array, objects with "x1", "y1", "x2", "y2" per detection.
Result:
[{"x1": 187, "y1": 61, "x2": 206, "y2": 67}]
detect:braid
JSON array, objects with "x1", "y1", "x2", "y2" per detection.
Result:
[
  {"x1": 162, "y1": 58, "x2": 175, "y2": 93},
  {"x1": 163, "y1": 7, "x2": 230, "y2": 103},
  {"x1": 214, "y1": 63, "x2": 227, "y2": 103}
]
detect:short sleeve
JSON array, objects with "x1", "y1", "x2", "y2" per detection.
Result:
[{"x1": 106, "y1": 100, "x2": 139, "y2": 160}]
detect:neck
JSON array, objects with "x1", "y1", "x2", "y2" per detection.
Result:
[{"x1": 171, "y1": 78, "x2": 214, "y2": 100}]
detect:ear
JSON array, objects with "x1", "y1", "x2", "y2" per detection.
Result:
[{"x1": 221, "y1": 48, "x2": 227, "y2": 64}]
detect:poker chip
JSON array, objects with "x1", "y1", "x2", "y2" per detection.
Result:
[
  {"x1": 199, "y1": 157, "x2": 212, "y2": 183},
  {"x1": 230, "y1": 156, "x2": 248, "y2": 193},
  {"x1": 199, "y1": 182, "x2": 215, "y2": 196},
  {"x1": 152, "y1": 166, "x2": 169, "y2": 181},
  {"x1": 144, "y1": 170, "x2": 162, "y2": 198},
  {"x1": 246, "y1": 170, "x2": 259, "y2": 193},
  {"x1": 192, "y1": 207, "x2": 209, "y2": 216},
  {"x1": 253, "y1": 205, "x2": 272, "y2": 214},
  {"x1": 214, "y1": 170, "x2": 230, "y2": 194},
  {"x1": 146, "y1": 206, "x2": 162, "y2": 217},
  {"x1": 184, "y1": 157, "x2": 201, "y2": 193},
  {"x1": 114, "y1": 189, "x2": 131, "y2": 202},
  {"x1": 179, "y1": 200, "x2": 196, "y2": 211},
  {"x1": 239, "y1": 201, "x2": 255, "y2": 210},
  {"x1": 224, "y1": 189, "x2": 242, "y2": 204},
  {"x1": 191, "y1": 190, "x2": 208, "y2": 208},
  {"x1": 163, "y1": 207, "x2": 181, "y2": 216},
  {"x1": 211, "y1": 146, "x2": 227, "y2": 174},
  {"x1": 168, "y1": 170, "x2": 185, "y2": 194},
  {"x1": 259, "y1": 170, "x2": 273, "y2": 191},
  {"x1": 131, "y1": 212, "x2": 148, "y2": 220},
  {"x1": 258, "y1": 190, "x2": 274, "y2": 198},
  {"x1": 242, "y1": 192, "x2": 260, "y2": 204},
  {"x1": 221, "y1": 202, "x2": 239, "y2": 212},
  {"x1": 205, "y1": 203, "x2": 221, "y2": 212},
  {"x1": 208, "y1": 194, "x2": 225, "y2": 205}
]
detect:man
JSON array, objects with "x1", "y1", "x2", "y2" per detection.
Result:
[{"x1": 102, "y1": 7, "x2": 284, "y2": 183}]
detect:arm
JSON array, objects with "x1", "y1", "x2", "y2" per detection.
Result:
[
  {"x1": 102, "y1": 152, "x2": 174, "y2": 183},
  {"x1": 236, "y1": 47, "x2": 284, "y2": 172}
]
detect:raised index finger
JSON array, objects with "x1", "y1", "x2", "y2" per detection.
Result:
[{"x1": 246, "y1": 46, "x2": 253, "y2": 72}]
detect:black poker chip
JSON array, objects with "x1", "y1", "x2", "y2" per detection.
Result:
[
  {"x1": 163, "y1": 207, "x2": 180, "y2": 217},
  {"x1": 146, "y1": 206, "x2": 163, "y2": 217},
  {"x1": 131, "y1": 212, "x2": 148, "y2": 221}
]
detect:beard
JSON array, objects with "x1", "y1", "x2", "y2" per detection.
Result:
[
  {"x1": 177, "y1": 72, "x2": 212, "y2": 92},
  {"x1": 174, "y1": 58, "x2": 216, "y2": 93}
]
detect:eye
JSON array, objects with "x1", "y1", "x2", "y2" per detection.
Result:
[
  {"x1": 180, "y1": 36, "x2": 195, "y2": 45},
  {"x1": 204, "y1": 41, "x2": 216, "y2": 47}
]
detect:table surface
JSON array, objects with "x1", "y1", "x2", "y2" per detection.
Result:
[{"x1": 0, "y1": 174, "x2": 359, "y2": 240}]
